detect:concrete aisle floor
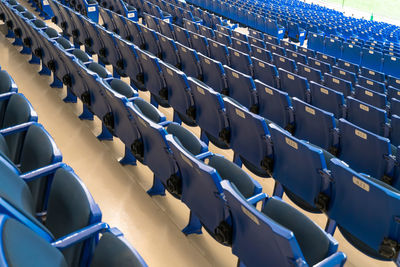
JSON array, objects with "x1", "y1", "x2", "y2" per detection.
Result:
[{"x1": 0, "y1": 4, "x2": 394, "y2": 266}]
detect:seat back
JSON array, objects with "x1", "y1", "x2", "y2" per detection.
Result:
[
  {"x1": 208, "y1": 39, "x2": 229, "y2": 66},
  {"x1": 341, "y1": 42, "x2": 361, "y2": 65},
  {"x1": 316, "y1": 52, "x2": 336, "y2": 66},
  {"x1": 173, "y1": 24, "x2": 191, "y2": 47},
  {"x1": 228, "y1": 47, "x2": 253, "y2": 76},
  {"x1": 324, "y1": 73, "x2": 353, "y2": 97},
  {"x1": 252, "y1": 57, "x2": 279, "y2": 88},
  {"x1": 297, "y1": 62, "x2": 322, "y2": 84},
  {"x1": 278, "y1": 68, "x2": 309, "y2": 101},
  {"x1": 224, "y1": 66, "x2": 257, "y2": 110},
  {"x1": 337, "y1": 58, "x2": 359, "y2": 73},
  {"x1": 189, "y1": 31, "x2": 209, "y2": 57},
  {"x1": 360, "y1": 66, "x2": 385, "y2": 83},
  {"x1": 325, "y1": 37, "x2": 342, "y2": 58},
  {"x1": 361, "y1": 48, "x2": 383, "y2": 72},
  {"x1": 198, "y1": 53, "x2": 227, "y2": 93},
  {"x1": 157, "y1": 32, "x2": 179, "y2": 67},
  {"x1": 307, "y1": 32, "x2": 324, "y2": 52},
  {"x1": 176, "y1": 43, "x2": 202, "y2": 80},
  {"x1": 353, "y1": 85, "x2": 387, "y2": 110},
  {"x1": 232, "y1": 37, "x2": 251, "y2": 54},
  {"x1": 331, "y1": 66, "x2": 356, "y2": 86},
  {"x1": 358, "y1": 76, "x2": 386, "y2": 94},
  {"x1": 308, "y1": 57, "x2": 331, "y2": 75}
]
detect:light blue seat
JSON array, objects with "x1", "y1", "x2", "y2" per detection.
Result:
[
  {"x1": 309, "y1": 81, "x2": 345, "y2": 118},
  {"x1": 324, "y1": 73, "x2": 353, "y2": 97},
  {"x1": 278, "y1": 68, "x2": 310, "y2": 101},
  {"x1": 221, "y1": 180, "x2": 346, "y2": 267}
]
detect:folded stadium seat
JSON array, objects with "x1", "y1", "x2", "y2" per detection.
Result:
[
  {"x1": 231, "y1": 37, "x2": 251, "y2": 55},
  {"x1": 297, "y1": 63, "x2": 322, "y2": 84},
  {"x1": 249, "y1": 28, "x2": 264, "y2": 40},
  {"x1": 389, "y1": 86, "x2": 400, "y2": 102},
  {"x1": 358, "y1": 76, "x2": 386, "y2": 94},
  {"x1": 266, "y1": 42, "x2": 286, "y2": 57},
  {"x1": 138, "y1": 25, "x2": 162, "y2": 58},
  {"x1": 297, "y1": 46, "x2": 316, "y2": 58},
  {"x1": 353, "y1": 85, "x2": 387, "y2": 110},
  {"x1": 323, "y1": 73, "x2": 353, "y2": 97},
  {"x1": 388, "y1": 75, "x2": 400, "y2": 90},
  {"x1": 167, "y1": 136, "x2": 262, "y2": 240},
  {"x1": 264, "y1": 34, "x2": 280, "y2": 45},
  {"x1": 151, "y1": 3, "x2": 172, "y2": 22},
  {"x1": 265, "y1": 18, "x2": 285, "y2": 40},
  {"x1": 159, "y1": 61, "x2": 196, "y2": 125},
  {"x1": 143, "y1": 12, "x2": 160, "y2": 32},
  {"x1": 228, "y1": 48, "x2": 253, "y2": 76},
  {"x1": 0, "y1": 122, "x2": 62, "y2": 211},
  {"x1": 176, "y1": 43, "x2": 202, "y2": 80},
  {"x1": 208, "y1": 39, "x2": 230, "y2": 66},
  {"x1": 189, "y1": 31, "x2": 210, "y2": 57},
  {"x1": 252, "y1": 57, "x2": 279, "y2": 88},
  {"x1": 222, "y1": 97, "x2": 273, "y2": 177},
  {"x1": 99, "y1": 7, "x2": 117, "y2": 33},
  {"x1": 198, "y1": 54, "x2": 227, "y2": 94},
  {"x1": 324, "y1": 158, "x2": 400, "y2": 263},
  {"x1": 361, "y1": 48, "x2": 383, "y2": 72},
  {"x1": 346, "y1": 97, "x2": 389, "y2": 137},
  {"x1": 383, "y1": 54, "x2": 400, "y2": 78},
  {"x1": 0, "y1": 93, "x2": 37, "y2": 130},
  {"x1": 268, "y1": 122, "x2": 335, "y2": 212},
  {"x1": 232, "y1": 30, "x2": 248, "y2": 42},
  {"x1": 278, "y1": 68, "x2": 310, "y2": 102},
  {"x1": 156, "y1": 32, "x2": 180, "y2": 68},
  {"x1": 0, "y1": 215, "x2": 148, "y2": 267},
  {"x1": 324, "y1": 37, "x2": 342, "y2": 59},
  {"x1": 215, "y1": 31, "x2": 232, "y2": 47},
  {"x1": 331, "y1": 66, "x2": 357, "y2": 86},
  {"x1": 316, "y1": 52, "x2": 336, "y2": 66},
  {"x1": 285, "y1": 50, "x2": 307, "y2": 65},
  {"x1": 297, "y1": 91, "x2": 338, "y2": 150},
  {"x1": 337, "y1": 58, "x2": 359, "y2": 74},
  {"x1": 224, "y1": 66, "x2": 258, "y2": 112},
  {"x1": 251, "y1": 45, "x2": 272, "y2": 63},
  {"x1": 118, "y1": 18, "x2": 144, "y2": 49},
  {"x1": 158, "y1": 19, "x2": 175, "y2": 39},
  {"x1": 216, "y1": 24, "x2": 232, "y2": 36},
  {"x1": 198, "y1": 24, "x2": 215, "y2": 39},
  {"x1": 173, "y1": 24, "x2": 191, "y2": 47},
  {"x1": 280, "y1": 40, "x2": 297, "y2": 52},
  {"x1": 79, "y1": 16, "x2": 107, "y2": 57},
  {"x1": 392, "y1": 98, "x2": 400, "y2": 117},
  {"x1": 308, "y1": 57, "x2": 332, "y2": 75},
  {"x1": 248, "y1": 36, "x2": 266, "y2": 49},
  {"x1": 309, "y1": 81, "x2": 345, "y2": 119},
  {"x1": 341, "y1": 42, "x2": 361, "y2": 65},
  {"x1": 221, "y1": 180, "x2": 346, "y2": 267},
  {"x1": 137, "y1": 50, "x2": 168, "y2": 106},
  {"x1": 188, "y1": 77, "x2": 230, "y2": 148},
  {"x1": 287, "y1": 21, "x2": 306, "y2": 45},
  {"x1": 183, "y1": 18, "x2": 199, "y2": 34},
  {"x1": 0, "y1": 70, "x2": 18, "y2": 94},
  {"x1": 359, "y1": 66, "x2": 385, "y2": 83},
  {"x1": 391, "y1": 115, "x2": 400, "y2": 146},
  {"x1": 273, "y1": 54, "x2": 296, "y2": 73},
  {"x1": 307, "y1": 32, "x2": 325, "y2": 53}
]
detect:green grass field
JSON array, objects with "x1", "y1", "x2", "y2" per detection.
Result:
[{"x1": 321, "y1": 0, "x2": 400, "y2": 22}]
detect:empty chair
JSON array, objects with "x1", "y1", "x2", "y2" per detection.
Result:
[
  {"x1": 232, "y1": 30, "x2": 248, "y2": 42},
  {"x1": 383, "y1": 54, "x2": 400, "y2": 78},
  {"x1": 285, "y1": 50, "x2": 307, "y2": 64},
  {"x1": 308, "y1": 57, "x2": 332, "y2": 75},
  {"x1": 265, "y1": 18, "x2": 285, "y2": 40},
  {"x1": 251, "y1": 45, "x2": 272, "y2": 63},
  {"x1": 139, "y1": 25, "x2": 161, "y2": 58},
  {"x1": 324, "y1": 73, "x2": 353, "y2": 97},
  {"x1": 159, "y1": 19, "x2": 175, "y2": 39},
  {"x1": 389, "y1": 86, "x2": 400, "y2": 101},
  {"x1": 124, "y1": 19, "x2": 146, "y2": 49},
  {"x1": 189, "y1": 31, "x2": 209, "y2": 57},
  {"x1": 310, "y1": 81, "x2": 345, "y2": 118},
  {"x1": 216, "y1": 24, "x2": 232, "y2": 36},
  {"x1": 392, "y1": 98, "x2": 400, "y2": 116},
  {"x1": 232, "y1": 37, "x2": 251, "y2": 54},
  {"x1": 307, "y1": 32, "x2": 324, "y2": 52},
  {"x1": 215, "y1": 31, "x2": 232, "y2": 47},
  {"x1": 337, "y1": 59, "x2": 359, "y2": 74},
  {"x1": 228, "y1": 48, "x2": 253, "y2": 76},
  {"x1": 316, "y1": 52, "x2": 336, "y2": 66},
  {"x1": 279, "y1": 68, "x2": 309, "y2": 101},
  {"x1": 331, "y1": 66, "x2": 357, "y2": 86},
  {"x1": 248, "y1": 36, "x2": 266, "y2": 49},
  {"x1": 159, "y1": 61, "x2": 195, "y2": 125},
  {"x1": 198, "y1": 24, "x2": 215, "y2": 39},
  {"x1": 358, "y1": 76, "x2": 386, "y2": 94},
  {"x1": 173, "y1": 25, "x2": 191, "y2": 47},
  {"x1": 287, "y1": 21, "x2": 306, "y2": 45},
  {"x1": 198, "y1": 54, "x2": 227, "y2": 94},
  {"x1": 298, "y1": 46, "x2": 316, "y2": 58},
  {"x1": 0, "y1": 93, "x2": 37, "y2": 130},
  {"x1": 341, "y1": 42, "x2": 361, "y2": 65},
  {"x1": 177, "y1": 43, "x2": 202, "y2": 80},
  {"x1": 188, "y1": 77, "x2": 230, "y2": 148},
  {"x1": 208, "y1": 39, "x2": 229, "y2": 66},
  {"x1": 346, "y1": 97, "x2": 389, "y2": 137},
  {"x1": 221, "y1": 180, "x2": 346, "y2": 267},
  {"x1": 324, "y1": 37, "x2": 342, "y2": 59},
  {"x1": 157, "y1": 33, "x2": 180, "y2": 68},
  {"x1": 224, "y1": 66, "x2": 258, "y2": 111},
  {"x1": 143, "y1": 12, "x2": 160, "y2": 32},
  {"x1": 361, "y1": 48, "x2": 383, "y2": 72},
  {"x1": 273, "y1": 54, "x2": 296, "y2": 73},
  {"x1": 266, "y1": 43, "x2": 286, "y2": 56},
  {"x1": 360, "y1": 66, "x2": 385, "y2": 83},
  {"x1": 292, "y1": 98, "x2": 338, "y2": 152},
  {"x1": 264, "y1": 35, "x2": 280, "y2": 45},
  {"x1": 280, "y1": 40, "x2": 297, "y2": 52},
  {"x1": 255, "y1": 80, "x2": 294, "y2": 132},
  {"x1": 391, "y1": 115, "x2": 400, "y2": 146},
  {"x1": 353, "y1": 85, "x2": 387, "y2": 110},
  {"x1": 183, "y1": 18, "x2": 199, "y2": 33},
  {"x1": 0, "y1": 70, "x2": 18, "y2": 94},
  {"x1": 297, "y1": 63, "x2": 322, "y2": 84}
]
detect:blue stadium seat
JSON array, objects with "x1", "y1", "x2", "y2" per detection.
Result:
[
  {"x1": 232, "y1": 30, "x2": 248, "y2": 42},
  {"x1": 252, "y1": 57, "x2": 279, "y2": 88},
  {"x1": 124, "y1": 18, "x2": 146, "y2": 49},
  {"x1": 228, "y1": 47, "x2": 253, "y2": 76},
  {"x1": 388, "y1": 86, "x2": 400, "y2": 102},
  {"x1": 159, "y1": 19, "x2": 175, "y2": 39},
  {"x1": 198, "y1": 24, "x2": 215, "y2": 39},
  {"x1": 264, "y1": 34, "x2": 280, "y2": 45},
  {"x1": 265, "y1": 18, "x2": 285, "y2": 40},
  {"x1": 0, "y1": 93, "x2": 37, "y2": 130},
  {"x1": 221, "y1": 180, "x2": 346, "y2": 267},
  {"x1": 309, "y1": 81, "x2": 345, "y2": 118},
  {"x1": 249, "y1": 36, "x2": 266, "y2": 49},
  {"x1": 308, "y1": 57, "x2": 332, "y2": 75},
  {"x1": 273, "y1": 54, "x2": 296, "y2": 73},
  {"x1": 138, "y1": 25, "x2": 161, "y2": 58},
  {"x1": 337, "y1": 59, "x2": 359, "y2": 74},
  {"x1": 391, "y1": 115, "x2": 400, "y2": 146},
  {"x1": 287, "y1": 21, "x2": 306, "y2": 45},
  {"x1": 208, "y1": 39, "x2": 229, "y2": 66},
  {"x1": 324, "y1": 37, "x2": 342, "y2": 59},
  {"x1": 0, "y1": 70, "x2": 18, "y2": 94},
  {"x1": 216, "y1": 24, "x2": 232, "y2": 36},
  {"x1": 316, "y1": 52, "x2": 336, "y2": 66},
  {"x1": 292, "y1": 98, "x2": 338, "y2": 152},
  {"x1": 324, "y1": 73, "x2": 353, "y2": 97},
  {"x1": 215, "y1": 31, "x2": 232, "y2": 47},
  {"x1": 341, "y1": 42, "x2": 361, "y2": 65},
  {"x1": 383, "y1": 54, "x2": 400, "y2": 78},
  {"x1": 358, "y1": 76, "x2": 386, "y2": 94},
  {"x1": 360, "y1": 66, "x2": 385, "y2": 83},
  {"x1": 298, "y1": 46, "x2": 316, "y2": 58},
  {"x1": 143, "y1": 12, "x2": 160, "y2": 32},
  {"x1": 307, "y1": 32, "x2": 324, "y2": 52},
  {"x1": 266, "y1": 43, "x2": 286, "y2": 56},
  {"x1": 353, "y1": 85, "x2": 387, "y2": 110},
  {"x1": 297, "y1": 63, "x2": 322, "y2": 84},
  {"x1": 346, "y1": 97, "x2": 389, "y2": 137},
  {"x1": 198, "y1": 54, "x2": 227, "y2": 94},
  {"x1": 388, "y1": 76, "x2": 400, "y2": 90},
  {"x1": 331, "y1": 66, "x2": 357, "y2": 86},
  {"x1": 251, "y1": 45, "x2": 272, "y2": 63},
  {"x1": 361, "y1": 48, "x2": 383, "y2": 72},
  {"x1": 176, "y1": 43, "x2": 202, "y2": 80},
  {"x1": 232, "y1": 37, "x2": 251, "y2": 54},
  {"x1": 278, "y1": 68, "x2": 310, "y2": 101},
  {"x1": 189, "y1": 31, "x2": 210, "y2": 57},
  {"x1": 285, "y1": 50, "x2": 307, "y2": 64},
  {"x1": 183, "y1": 18, "x2": 199, "y2": 33},
  {"x1": 156, "y1": 32, "x2": 180, "y2": 68},
  {"x1": 173, "y1": 24, "x2": 191, "y2": 47},
  {"x1": 392, "y1": 98, "x2": 400, "y2": 116}
]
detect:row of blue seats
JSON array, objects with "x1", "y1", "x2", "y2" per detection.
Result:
[
  {"x1": 0, "y1": 67, "x2": 147, "y2": 266},
  {"x1": 0, "y1": 1, "x2": 351, "y2": 266}
]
